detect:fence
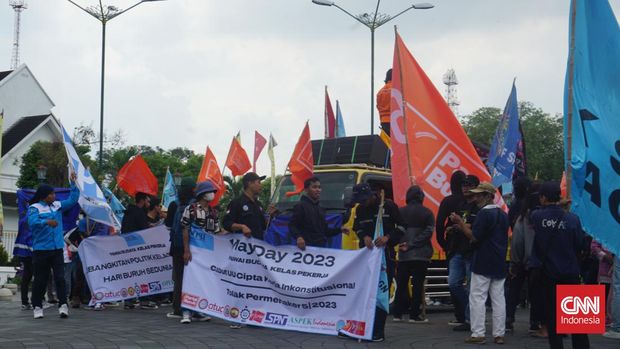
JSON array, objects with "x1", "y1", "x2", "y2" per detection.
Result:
[{"x1": 1, "y1": 231, "x2": 17, "y2": 258}]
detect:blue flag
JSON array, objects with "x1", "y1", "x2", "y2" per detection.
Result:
[
  {"x1": 335, "y1": 100, "x2": 346, "y2": 138},
  {"x1": 373, "y1": 204, "x2": 389, "y2": 313},
  {"x1": 564, "y1": 0, "x2": 620, "y2": 256},
  {"x1": 61, "y1": 126, "x2": 120, "y2": 230},
  {"x1": 487, "y1": 81, "x2": 521, "y2": 187},
  {"x1": 162, "y1": 168, "x2": 178, "y2": 210},
  {"x1": 102, "y1": 187, "x2": 125, "y2": 224}
]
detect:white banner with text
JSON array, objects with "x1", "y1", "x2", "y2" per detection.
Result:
[
  {"x1": 79, "y1": 225, "x2": 173, "y2": 303},
  {"x1": 182, "y1": 228, "x2": 380, "y2": 339}
]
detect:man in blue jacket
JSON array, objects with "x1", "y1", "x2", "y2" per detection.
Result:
[{"x1": 27, "y1": 173, "x2": 79, "y2": 319}]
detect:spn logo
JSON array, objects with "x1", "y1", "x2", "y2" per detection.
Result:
[
  {"x1": 264, "y1": 312, "x2": 288, "y2": 326},
  {"x1": 556, "y1": 285, "x2": 605, "y2": 334}
]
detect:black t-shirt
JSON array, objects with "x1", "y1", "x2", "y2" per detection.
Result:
[{"x1": 222, "y1": 193, "x2": 266, "y2": 240}]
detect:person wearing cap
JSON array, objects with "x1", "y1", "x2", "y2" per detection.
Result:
[
  {"x1": 350, "y1": 182, "x2": 404, "y2": 342},
  {"x1": 394, "y1": 185, "x2": 435, "y2": 323},
  {"x1": 178, "y1": 180, "x2": 220, "y2": 324},
  {"x1": 289, "y1": 176, "x2": 347, "y2": 250},
  {"x1": 529, "y1": 181, "x2": 589, "y2": 349},
  {"x1": 27, "y1": 173, "x2": 79, "y2": 319},
  {"x1": 222, "y1": 172, "x2": 276, "y2": 240},
  {"x1": 376, "y1": 68, "x2": 392, "y2": 135},
  {"x1": 450, "y1": 182, "x2": 509, "y2": 344}
]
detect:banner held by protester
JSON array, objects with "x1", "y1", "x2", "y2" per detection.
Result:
[{"x1": 182, "y1": 228, "x2": 380, "y2": 339}]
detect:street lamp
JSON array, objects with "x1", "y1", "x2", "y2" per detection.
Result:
[
  {"x1": 173, "y1": 172, "x2": 182, "y2": 187},
  {"x1": 36, "y1": 165, "x2": 47, "y2": 183},
  {"x1": 67, "y1": 0, "x2": 166, "y2": 167},
  {"x1": 312, "y1": 0, "x2": 433, "y2": 135}
]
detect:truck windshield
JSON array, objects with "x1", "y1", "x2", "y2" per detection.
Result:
[{"x1": 273, "y1": 171, "x2": 357, "y2": 212}]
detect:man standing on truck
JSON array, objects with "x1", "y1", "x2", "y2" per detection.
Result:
[
  {"x1": 376, "y1": 69, "x2": 392, "y2": 135},
  {"x1": 350, "y1": 183, "x2": 404, "y2": 342},
  {"x1": 289, "y1": 176, "x2": 347, "y2": 250}
]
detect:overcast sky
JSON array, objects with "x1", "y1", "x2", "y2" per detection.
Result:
[{"x1": 1, "y1": 0, "x2": 619, "y2": 176}]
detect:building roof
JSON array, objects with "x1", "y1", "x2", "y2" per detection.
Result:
[
  {"x1": 2, "y1": 114, "x2": 51, "y2": 157},
  {"x1": 0, "y1": 70, "x2": 12, "y2": 83}
]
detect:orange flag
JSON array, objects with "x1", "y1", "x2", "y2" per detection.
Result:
[
  {"x1": 116, "y1": 154, "x2": 158, "y2": 197},
  {"x1": 560, "y1": 171, "x2": 567, "y2": 198},
  {"x1": 286, "y1": 123, "x2": 314, "y2": 197},
  {"x1": 224, "y1": 137, "x2": 252, "y2": 176},
  {"x1": 391, "y1": 31, "x2": 503, "y2": 256},
  {"x1": 324, "y1": 87, "x2": 336, "y2": 138},
  {"x1": 197, "y1": 147, "x2": 225, "y2": 206}
]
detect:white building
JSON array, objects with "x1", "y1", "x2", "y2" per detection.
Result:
[{"x1": 0, "y1": 64, "x2": 63, "y2": 256}]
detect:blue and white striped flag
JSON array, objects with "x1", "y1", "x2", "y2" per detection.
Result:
[
  {"x1": 61, "y1": 126, "x2": 120, "y2": 230},
  {"x1": 162, "y1": 167, "x2": 178, "y2": 211}
]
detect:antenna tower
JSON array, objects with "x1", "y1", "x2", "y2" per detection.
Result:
[
  {"x1": 443, "y1": 68, "x2": 460, "y2": 118},
  {"x1": 10, "y1": 0, "x2": 27, "y2": 70}
]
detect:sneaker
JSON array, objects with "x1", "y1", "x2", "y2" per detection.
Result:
[
  {"x1": 449, "y1": 319, "x2": 465, "y2": 326},
  {"x1": 166, "y1": 312, "x2": 182, "y2": 319},
  {"x1": 140, "y1": 301, "x2": 159, "y2": 310},
  {"x1": 33, "y1": 307, "x2": 43, "y2": 319},
  {"x1": 94, "y1": 303, "x2": 103, "y2": 311},
  {"x1": 59, "y1": 304, "x2": 69, "y2": 318},
  {"x1": 124, "y1": 303, "x2": 136, "y2": 310},
  {"x1": 21, "y1": 304, "x2": 32, "y2": 310},
  {"x1": 505, "y1": 322, "x2": 514, "y2": 332},
  {"x1": 409, "y1": 316, "x2": 429, "y2": 323},
  {"x1": 229, "y1": 324, "x2": 243, "y2": 329},
  {"x1": 453, "y1": 323, "x2": 471, "y2": 332},
  {"x1": 465, "y1": 336, "x2": 486, "y2": 344},
  {"x1": 192, "y1": 314, "x2": 212, "y2": 322},
  {"x1": 528, "y1": 324, "x2": 541, "y2": 333},
  {"x1": 181, "y1": 311, "x2": 191, "y2": 324},
  {"x1": 494, "y1": 336, "x2": 505, "y2": 344},
  {"x1": 603, "y1": 330, "x2": 620, "y2": 339},
  {"x1": 372, "y1": 336, "x2": 385, "y2": 342},
  {"x1": 393, "y1": 316, "x2": 402, "y2": 322},
  {"x1": 159, "y1": 299, "x2": 173, "y2": 307},
  {"x1": 42, "y1": 302, "x2": 53, "y2": 309}
]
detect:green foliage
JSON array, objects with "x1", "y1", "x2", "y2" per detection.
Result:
[
  {"x1": 461, "y1": 101, "x2": 564, "y2": 181},
  {"x1": 0, "y1": 244, "x2": 11, "y2": 266},
  {"x1": 15, "y1": 141, "x2": 70, "y2": 189}
]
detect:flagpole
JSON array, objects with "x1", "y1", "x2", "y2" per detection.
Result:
[
  {"x1": 394, "y1": 26, "x2": 415, "y2": 186},
  {"x1": 324, "y1": 85, "x2": 328, "y2": 138},
  {"x1": 566, "y1": 0, "x2": 577, "y2": 200}
]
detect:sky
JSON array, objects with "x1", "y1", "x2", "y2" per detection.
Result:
[{"x1": 0, "y1": 0, "x2": 619, "y2": 176}]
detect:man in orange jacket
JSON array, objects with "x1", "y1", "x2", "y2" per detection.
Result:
[{"x1": 376, "y1": 68, "x2": 392, "y2": 135}]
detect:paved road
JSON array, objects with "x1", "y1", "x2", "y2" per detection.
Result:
[{"x1": 0, "y1": 296, "x2": 617, "y2": 349}]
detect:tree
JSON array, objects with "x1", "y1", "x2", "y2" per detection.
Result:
[
  {"x1": 16, "y1": 141, "x2": 69, "y2": 189},
  {"x1": 461, "y1": 101, "x2": 564, "y2": 182}
]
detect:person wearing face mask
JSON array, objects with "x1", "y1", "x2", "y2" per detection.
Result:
[
  {"x1": 450, "y1": 182, "x2": 509, "y2": 345},
  {"x1": 180, "y1": 180, "x2": 219, "y2": 324}
]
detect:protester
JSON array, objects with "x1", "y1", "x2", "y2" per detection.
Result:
[
  {"x1": 394, "y1": 185, "x2": 434, "y2": 323},
  {"x1": 506, "y1": 183, "x2": 545, "y2": 335},
  {"x1": 376, "y1": 68, "x2": 392, "y2": 135},
  {"x1": 509, "y1": 176, "x2": 532, "y2": 228},
  {"x1": 529, "y1": 181, "x2": 590, "y2": 349},
  {"x1": 120, "y1": 192, "x2": 151, "y2": 234},
  {"x1": 350, "y1": 183, "x2": 404, "y2": 342},
  {"x1": 604, "y1": 255, "x2": 620, "y2": 339},
  {"x1": 146, "y1": 196, "x2": 163, "y2": 226},
  {"x1": 223, "y1": 172, "x2": 276, "y2": 240},
  {"x1": 450, "y1": 182, "x2": 509, "y2": 345},
  {"x1": 166, "y1": 177, "x2": 195, "y2": 320},
  {"x1": 27, "y1": 174, "x2": 79, "y2": 319},
  {"x1": 289, "y1": 176, "x2": 345, "y2": 249},
  {"x1": 590, "y1": 239, "x2": 613, "y2": 321},
  {"x1": 180, "y1": 180, "x2": 219, "y2": 324}
]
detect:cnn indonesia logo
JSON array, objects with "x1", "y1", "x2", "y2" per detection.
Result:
[{"x1": 557, "y1": 285, "x2": 605, "y2": 334}]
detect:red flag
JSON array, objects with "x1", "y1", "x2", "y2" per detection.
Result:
[
  {"x1": 286, "y1": 123, "x2": 314, "y2": 197},
  {"x1": 253, "y1": 131, "x2": 267, "y2": 172},
  {"x1": 560, "y1": 171, "x2": 567, "y2": 198},
  {"x1": 116, "y1": 154, "x2": 158, "y2": 197},
  {"x1": 198, "y1": 147, "x2": 225, "y2": 206},
  {"x1": 324, "y1": 87, "x2": 336, "y2": 138},
  {"x1": 391, "y1": 31, "x2": 504, "y2": 258},
  {"x1": 224, "y1": 137, "x2": 252, "y2": 176}
]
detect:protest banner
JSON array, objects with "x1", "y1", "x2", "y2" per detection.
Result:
[
  {"x1": 79, "y1": 225, "x2": 173, "y2": 303},
  {"x1": 182, "y1": 229, "x2": 381, "y2": 340}
]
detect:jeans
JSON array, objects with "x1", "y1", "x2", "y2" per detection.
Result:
[
  {"x1": 394, "y1": 260, "x2": 429, "y2": 318},
  {"x1": 610, "y1": 255, "x2": 620, "y2": 332},
  {"x1": 469, "y1": 272, "x2": 506, "y2": 338},
  {"x1": 506, "y1": 264, "x2": 543, "y2": 327},
  {"x1": 19, "y1": 257, "x2": 33, "y2": 306},
  {"x1": 372, "y1": 306, "x2": 388, "y2": 339},
  {"x1": 542, "y1": 274, "x2": 589, "y2": 349},
  {"x1": 448, "y1": 253, "x2": 471, "y2": 322},
  {"x1": 32, "y1": 249, "x2": 67, "y2": 308}
]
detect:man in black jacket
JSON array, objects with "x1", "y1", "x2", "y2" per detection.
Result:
[
  {"x1": 121, "y1": 192, "x2": 150, "y2": 234},
  {"x1": 351, "y1": 183, "x2": 404, "y2": 342},
  {"x1": 289, "y1": 177, "x2": 345, "y2": 250}
]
